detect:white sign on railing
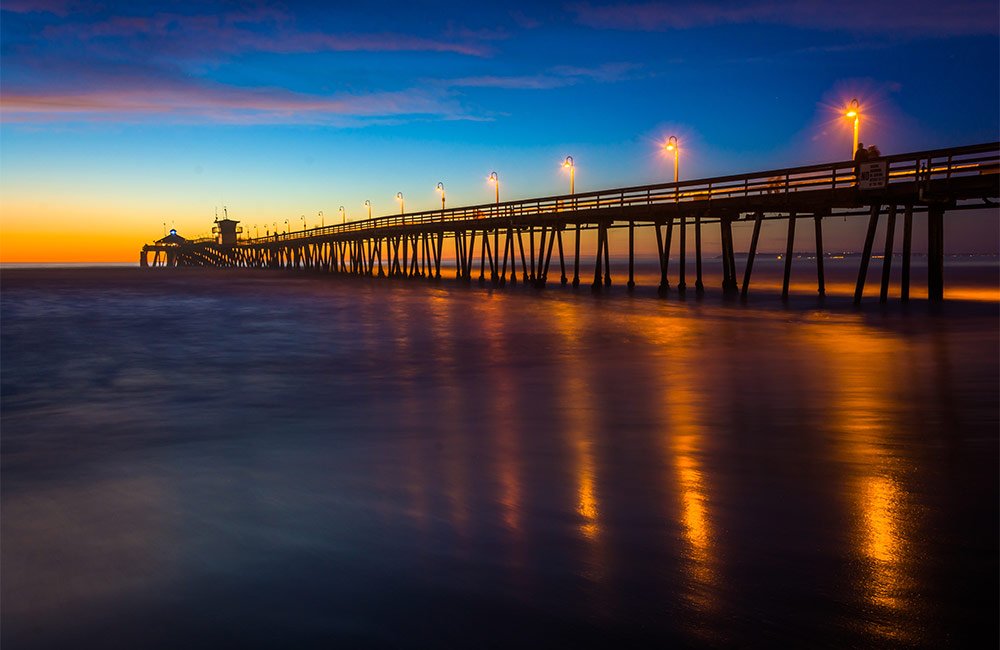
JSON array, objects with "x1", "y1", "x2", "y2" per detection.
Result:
[{"x1": 859, "y1": 161, "x2": 888, "y2": 190}]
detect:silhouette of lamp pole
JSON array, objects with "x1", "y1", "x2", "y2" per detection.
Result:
[
  {"x1": 365, "y1": 200, "x2": 372, "y2": 220},
  {"x1": 436, "y1": 182, "x2": 445, "y2": 210},
  {"x1": 488, "y1": 171, "x2": 499, "y2": 204},
  {"x1": 339, "y1": 206, "x2": 346, "y2": 224},
  {"x1": 846, "y1": 98, "x2": 860, "y2": 159},
  {"x1": 562, "y1": 156, "x2": 575, "y2": 194},
  {"x1": 319, "y1": 210, "x2": 324, "y2": 227},
  {"x1": 396, "y1": 192, "x2": 404, "y2": 214},
  {"x1": 301, "y1": 214, "x2": 307, "y2": 230},
  {"x1": 284, "y1": 219, "x2": 289, "y2": 233}
]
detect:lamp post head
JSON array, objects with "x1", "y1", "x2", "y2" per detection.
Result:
[
  {"x1": 364, "y1": 200, "x2": 370, "y2": 206},
  {"x1": 396, "y1": 192, "x2": 403, "y2": 201},
  {"x1": 436, "y1": 182, "x2": 444, "y2": 193},
  {"x1": 846, "y1": 98, "x2": 859, "y2": 118},
  {"x1": 488, "y1": 171, "x2": 498, "y2": 184},
  {"x1": 563, "y1": 155, "x2": 574, "y2": 168},
  {"x1": 665, "y1": 135, "x2": 678, "y2": 152}
]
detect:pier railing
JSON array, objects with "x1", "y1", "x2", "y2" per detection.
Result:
[{"x1": 226, "y1": 142, "x2": 998, "y2": 245}]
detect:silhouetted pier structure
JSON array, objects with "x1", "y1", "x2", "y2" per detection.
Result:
[{"x1": 141, "y1": 143, "x2": 998, "y2": 303}]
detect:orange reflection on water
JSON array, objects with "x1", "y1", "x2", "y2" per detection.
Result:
[
  {"x1": 549, "y1": 299, "x2": 602, "y2": 544},
  {"x1": 427, "y1": 293, "x2": 469, "y2": 535},
  {"x1": 797, "y1": 320, "x2": 915, "y2": 640},
  {"x1": 633, "y1": 315, "x2": 719, "y2": 624},
  {"x1": 862, "y1": 475, "x2": 905, "y2": 609},
  {"x1": 467, "y1": 294, "x2": 523, "y2": 536}
]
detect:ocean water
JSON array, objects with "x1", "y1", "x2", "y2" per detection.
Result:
[{"x1": 2, "y1": 263, "x2": 997, "y2": 648}]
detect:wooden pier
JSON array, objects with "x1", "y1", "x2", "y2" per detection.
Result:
[{"x1": 141, "y1": 142, "x2": 999, "y2": 303}]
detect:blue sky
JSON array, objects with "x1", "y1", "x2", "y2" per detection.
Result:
[{"x1": 1, "y1": 1, "x2": 997, "y2": 258}]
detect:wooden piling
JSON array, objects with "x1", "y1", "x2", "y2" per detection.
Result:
[
  {"x1": 879, "y1": 205, "x2": 897, "y2": 303},
  {"x1": 901, "y1": 204, "x2": 913, "y2": 301},
  {"x1": 928, "y1": 203, "x2": 945, "y2": 301},
  {"x1": 741, "y1": 211, "x2": 764, "y2": 298},
  {"x1": 573, "y1": 223, "x2": 581, "y2": 287},
  {"x1": 854, "y1": 204, "x2": 881, "y2": 305},
  {"x1": 678, "y1": 215, "x2": 687, "y2": 293},
  {"x1": 782, "y1": 212, "x2": 797, "y2": 300},
  {"x1": 814, "y1": 216, "x2": 825, "y2": 297},
  {"x1": 557, "y1": 228, "x2": 567, "y2": 285},
  {"x1": 592, "y1": 223, "x2": 604, "y2": 291},
  {"x1": 627, "y1": 220, "x2": 635, "y2": 290}
]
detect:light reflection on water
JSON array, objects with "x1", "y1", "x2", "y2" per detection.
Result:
[{"x1": 1, "y1": 268, "x2": 997, "y2": 648}]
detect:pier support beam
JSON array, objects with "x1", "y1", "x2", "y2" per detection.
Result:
[
  {"x1": 854, "y1": 204, "x2": 881, "y2": 305},
  {"x1": 879, "y1": 205, "x2": 897, "y2": 304},
  {"x1": 928, "y1": 203, "x2": 945, "y2": 302},
  {"x1": 592, "y1": 223, "x2": 604, "y2": 291},
  {"x1": 678, "y1": 215, "x2": 687, "y2": 293},
  {"x1": 720, "y1": 216, "x2": 738, "y2": 295},
  {"x1": 782, "y1": 212, "x2": 797, "y2": 301},
  {"x1": 655, "y1": 222, "x2": 667, "y2": 295},
  {"x1": 572, "y1": 223, "x2": 581, "y2": 287},
  {"x1": 695, "y1": 214, "x2": 704, "y2": 293},
  {"x1": 901, "y1": 205, "x2": 913, "y2": 301},
  {"x1": 814, "y1": 215, "x2": 826, "y2": 297},
  {"x1": 627, "y1": 221, "x2": 635, "y2": 291},
  {"x1": 557, "y1": 228, "x2": 567, "y2": 285},
  {"x1": 741, "y1": 211, "x2": 764, "y2": 299}
]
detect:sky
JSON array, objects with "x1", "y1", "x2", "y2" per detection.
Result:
[{"x1": 1, "y1": 0, "x2": 998, "y2": 262}]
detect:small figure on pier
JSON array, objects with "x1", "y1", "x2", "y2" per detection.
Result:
[{"x1": 854, "y1": 142, "x2": 869, "y2": 163}]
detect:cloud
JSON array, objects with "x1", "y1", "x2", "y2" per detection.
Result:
[
  {"x1": 571, "y1": 1, "x2": 999, "y2": 37},
  {"x1": 34, "y1": 10, "x2": 491, "y2": 58},
  {"x1": 444, "y1": 62, "x2": 642, "y2": 89},
  {"x1": 0, "y1": 82, "x2": 473, "y2": 125}
]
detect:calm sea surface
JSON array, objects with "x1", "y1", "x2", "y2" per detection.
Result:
[{"x1": 2, "y1": 263, "x2": 997, "y2": 648}]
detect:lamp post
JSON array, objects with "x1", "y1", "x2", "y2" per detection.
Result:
[
  {"x1": 664, "y1": 135, "x2": 686, "y2": 293},
  {"x1": 562, "y1": 156, "x2": 575, "y2": 194},
  {"x1": 436, "y1": 182, "x2": 445, "y2": 210},
  {"x1": 396, "y1": 192, "x2": 404, "y2": 215},
  {"x1": 339, "y1": 206, "x2": 346, "y2": 224},
  {"x1": 365, "y1": 200, "x2": 371, "y2": 220},
  {"x1": 665, "y1": 136, "x2": 679, "y2": 183},
  {"x1": 846, "y1": 98, "x2": 860, "y2": 159},
  {"x1": 319, "y1": 210, "x2": 324, "y2": 227},
  {"x1": 488, "y1": 171, "x2": 499, "y2": 204},
  {"x1": 301, "y1": 214, "x2": 307, "y2": 230},
  {"x1": 284, "y1": 219, "x2": 289, "y2": 233}
]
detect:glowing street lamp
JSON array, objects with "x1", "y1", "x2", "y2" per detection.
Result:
[
  {"x1": 488, "y1": 171, "x2": 499, "y2": 204},
  {"x1": 319, "y1": 210, "x2": 324, "y2": 227},
  {"x1": 365, "y1": 200, "x2": 372, "y2": 220},
  {"x1": 846, "y1": 98, "x2": 860, "y2": 159},
  {"x1": 664, "y1": 136, "x2": 679, "y2": 183},
  {"x1": 339, "y1": 205, "x2": 346, "y2": 223},
  {"x1": 436, "y1": 182, "x2": 446, "y2": 209},
  {"x1": 562, "y1": 156, "x2": 575, "y2": 194},
  {"x1": 396, "y1": 192, "x2": 405, "y2": 214}
]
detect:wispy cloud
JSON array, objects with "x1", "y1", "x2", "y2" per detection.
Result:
[
  {"x1": 444, "y1": 62, "x2": 642, "y2": 90},
  {"x1": 571, "y1": 1, "x2": 999, "y2": 37},
  {"x1": 33, "y1": 9, "x2": 491, "y2": 58},
  {"x1": 0, "y1": 83, "x2": 473, "y2": 125}
]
